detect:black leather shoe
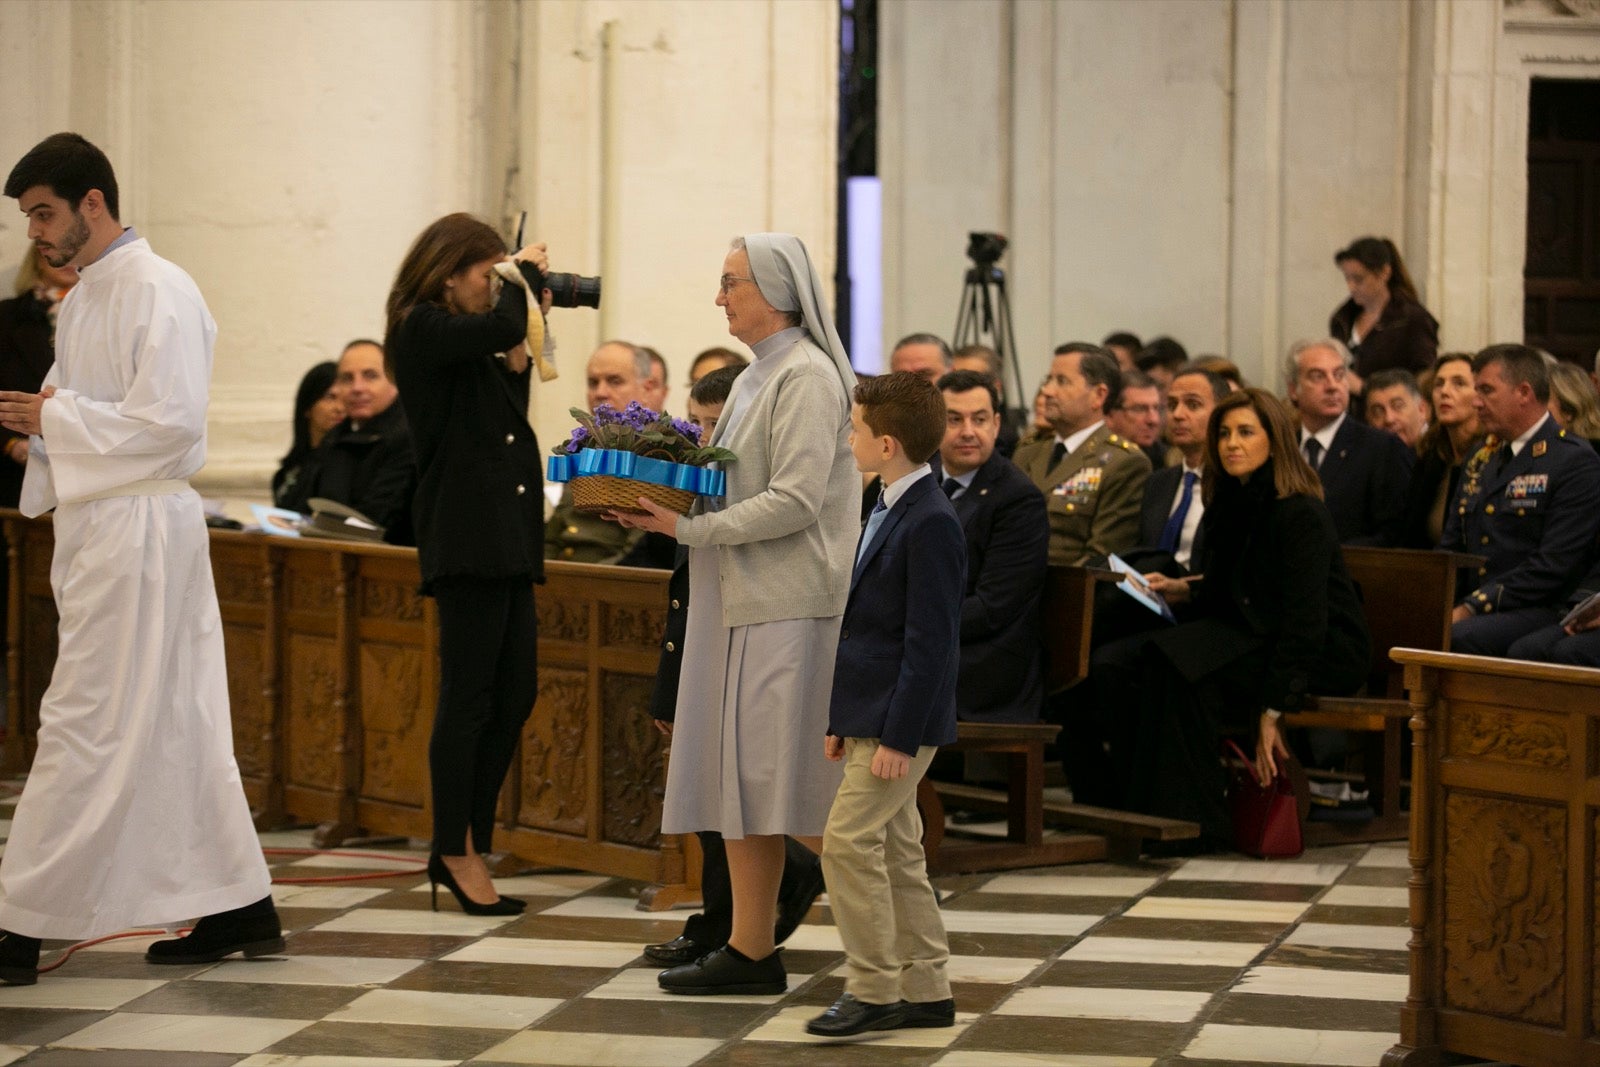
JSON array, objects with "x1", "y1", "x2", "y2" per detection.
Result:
[
  {"x1": 0, "y1": 930, "x2": 41, "y2": 986},
  {"x1": 774, "y1": 860, "x2": 826, "y2": 945},
  {"x1": 899, "y1": 996, "x2": 956, "y2": 1028},
  {"x1": 146, "y1": 896, "x2": 286, "y2": 965},
  {"x1": 658, "y1": 945, "x2": 785, "y2": 995},
  {"x1": 805, "y1": 993, "x2": 908, "y2": 1036},
  {"x1": 643, "y1": 934, "x2": 714, "y2": 967}
]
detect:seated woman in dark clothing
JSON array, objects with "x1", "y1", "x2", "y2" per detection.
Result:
[
  {"x1": 271, "y1": 361, "x2": 344, "y2": 510},
  {"x1": 1115, "y1": 388, "x2": 1370, "y2": 851},
  {"x1": 1395, "y1": 352, "x2": 1483, "y2": 548}
]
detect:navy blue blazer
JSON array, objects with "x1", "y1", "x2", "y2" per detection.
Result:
[
  {"x1": 829, "y1": 473, "x2": 965, "y2": 753},
  {"x1": 1312, "y1": 415, "x2": 1413, "y2": 545}
]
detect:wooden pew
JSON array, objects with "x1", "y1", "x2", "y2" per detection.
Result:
[
  {"x1": 1288, "y1": 546, "x2": 1477, "y2": 845},
  {"x1": 1384, "y1": 649, "x2": 1600, "y2": 1067},
  {"x1": 1, "y1": 511, "x2": 701, "y2": 909}
]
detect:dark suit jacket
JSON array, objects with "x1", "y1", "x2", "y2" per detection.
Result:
[
  {"x1": 829, "y1": 473, "x2": 965, "y2": 753},
  {"x1": 390, "y1": 283, "x2": 544, "y2": 584},
  {"x1": 1135, "y1": 464, "x2": 1206, "y2": 572},
  {"x1": 283, "y1": 401, "x2": 419, "y2": 546},
  {"x1": 1330, "y1": 295, "x2": 1439, "y2": 380},
  {"x1": 934, "y1": 452, "x2": 1048, "y2": 723},
  {"x1": 647, "y1": 549, "x2": 689, "y2": 722},
  {"x1": 1311, "y1": 415, "x2": 1413, "y2": 545},
  {"x1": 1441, "y1": 417, "x2": 1600, "y2": 613}
]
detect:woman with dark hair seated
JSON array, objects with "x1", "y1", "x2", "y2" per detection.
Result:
[
  {"x1": 1120, "y1": 388, "x2": 1370, "y2": 851},
  {"x1": 1330, "y1": 236, "x2": 1439, "y2": 392},
  {"x1": 271, "y1": 361, "x2": 344, "y2": 509},
  {"x1": 1395, "y1": 352, "x2": 1484, "y2": 548}
]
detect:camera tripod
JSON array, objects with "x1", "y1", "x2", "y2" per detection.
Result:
[{"x1": 953, "y1": 257, "x2": 1026, "y2": 414}]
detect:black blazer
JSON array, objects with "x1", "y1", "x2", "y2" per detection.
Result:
[
  {"x1": 647, "y1": 548, "x2": 689, "y2": 722},
  {"x1": 1134, "y1": 464, "x2": 1206, "y2": 572},
  {"x1": 1394, "y1": 446, "x2": 1460, "y2": 549},
  {"x1": 1330, "y1": 295, "x2": 1439, "y2": 381},
  {"x1": 283, "y1": 401, "x2": 419, "y2": 545},
  {"x1": 390, "y1": 283, "x2": 544, "y2": 587},
  {"x1": 934, "y1": 452, "x2": 1049, "y2": 724},
  {"x1": 0, "y1": 294, "x2": 56, "y2": 509},
  {"x1": 829, "y1": 474, "x2": 965, "y2": 753},
  {"x1": 1151, "y1": 474, "x2": 1369, "y2": 713},
  {"x1": 1311, "y1": 415, "x2": 1413, "y2": 545}
]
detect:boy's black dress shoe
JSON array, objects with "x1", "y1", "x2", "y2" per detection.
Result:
[
  {"x1": 643, "y1": 935, "x2": 713, "y2": 967},
  {"x1": 658, "y1": 944, "x2": 785, "y2": 995},
  {"x1": 146, "y1": 896, "x2": 286, "y2": 965},
  {"x1": 0, "y1": 930, "x2": 41, "y2": 986},
  {"x1": 898, "y1": 997, "x2": 956, "y2": 1028},
  {"x1": 774, "y1": 861, "x2": 826, "y2": 945},
  {"x1": 805, "y1": 992, "x2": 908, "y2": 1036}
]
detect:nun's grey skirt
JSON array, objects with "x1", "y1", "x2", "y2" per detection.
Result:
[{"x1": 661, "y1": 545, "x2": 845, "y2": 839}]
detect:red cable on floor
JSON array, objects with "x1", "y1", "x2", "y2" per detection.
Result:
[{"x1": 38, "y1": 928, "x2": 192, "y2": 974}]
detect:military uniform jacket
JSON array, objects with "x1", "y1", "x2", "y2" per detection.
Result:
[
  {"x1": 1441, "y1": 416, "x2": 1600, "y2": 616},
  {"x1": 1013, "y1": 422, "x2": 1151, "y2": 566}
]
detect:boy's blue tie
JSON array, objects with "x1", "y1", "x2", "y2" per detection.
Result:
[{"x1": 856, "y1": 492, "x2": 888, "y2": 566}]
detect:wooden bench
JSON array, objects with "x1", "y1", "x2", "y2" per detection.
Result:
[
  {"x1": 917, "y1": 722, "x2": 1109, "y2": 873},
  {"x1": 1384, "y1": 649, "x2": 1600, "y2": 1067},
  {"x1": 1287, "y1": 547, "x2": 1478, "y2": 846}
]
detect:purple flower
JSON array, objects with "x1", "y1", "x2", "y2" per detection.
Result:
[
  {"x1": 592, "y1": 403, "x2": 619, "y2": 425},
  {"x1": 621, "y1": 400, "x2": 657, "y2": 430},
  {"x1": 669, "y1": 418, "x2": 701, "y2": 444},
  {"x1": 564, "y1": 426, "x2": 590, "y2": 453}
]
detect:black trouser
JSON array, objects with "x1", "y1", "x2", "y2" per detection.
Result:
[
  {"x1": 430, "y1": 575, "x2": 538, "y2": 856},
  {"x1": 681, "y1": 831, "x2": 820, "y2": 946}
]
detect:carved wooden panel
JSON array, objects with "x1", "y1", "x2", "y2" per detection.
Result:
[
  {"x1": 603, "y1": 603, "x2": 666, "y2": 650},
  {"x1": 223, "y1": 621, "x2": 269, "y2": 779},
  {"x1": 520, "y1": 667, "x2": 588, "y2": 834},
  {"x1": 285, "y1": 562, "x2": 338, "y2": 615},
  {"x1": 213, "y1": 552, "x2": 266, "y2": 607},
  {"x1": 285, "y1": 633, "x2": 340, "y2": 789},
  {"x1": 1443, "y1": 792, "x2": 1566, "y2": 1026},
  {"x1": 601, "y1": 671, "x2": 665, "y2": 847},
  {"x1": 359, "y1": 642, "x2": 428, "y2": 807},
  {"x1": 537, "y1": 598, "x2": 590, "y2": 643},
  {"x1": 360, "y1": 577, "x2": 424, "y2": 622},
  {"x1": 1445, "y1": 703, "x2": 1568, "y2": 769}
]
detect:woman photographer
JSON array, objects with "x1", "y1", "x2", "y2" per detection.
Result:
[{"x1": 385, "y1": 213, "x2": 549, "y2": 914}]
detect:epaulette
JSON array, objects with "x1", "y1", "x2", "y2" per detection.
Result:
[{"x1": 1106, "y1": 433, "x2": 1137, "y2": 452}]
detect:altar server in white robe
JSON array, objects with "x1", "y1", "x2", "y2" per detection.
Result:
[{"x1": 0, "y1": 133, "x2": 279, "y2": 986}]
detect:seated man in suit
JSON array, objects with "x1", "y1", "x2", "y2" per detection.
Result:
[
  {"x1": 545, "y1": 340, "x2": 664, "y2": 563},
  {"x1": 1364, "y1": 368, "x2": 1430, "y2": 450},
  {"x1": 280, "y1": 338, "x2": 417, "y2": 545},
  {"x1": 1012, "y1": 343, "x2": 1150, "y2": 565},
  {"x1": 952, "y1": 343, "x2": 1024, "y2": 457},
  {"x1": 1443, "y1": 344, "x2": 1600, "y2": 656},
  {"x1": 933, "y1": 370, "x2": 1048, "y2": 724},
  {"x1": 1287, "y1": 338, "x2": 1413, "y2": 545},
  {"x1": 889, "y1": 332, "x2": 952, "y2": 385}
]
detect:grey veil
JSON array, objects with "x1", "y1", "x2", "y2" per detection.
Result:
[{"x1": 742, "y1": 233, "x2": 857, "y2": 393}]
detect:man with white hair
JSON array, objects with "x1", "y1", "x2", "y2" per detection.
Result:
[{"x1": 1286, "y1": 338, "x2": 1412, "y2": 545}]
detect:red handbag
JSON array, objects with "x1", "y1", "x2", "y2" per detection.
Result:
[{"x1": 1223, "y1": 738, "x2": 1303, "y2": 859}]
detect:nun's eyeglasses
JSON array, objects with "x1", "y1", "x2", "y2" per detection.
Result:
[{"x1": 719, "y1": 274, "x2": 755, "y2": 294}]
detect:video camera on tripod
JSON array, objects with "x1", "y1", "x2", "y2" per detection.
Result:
[{"x1": 953, "y1": 231, "x2": 1023, "y2": 412}]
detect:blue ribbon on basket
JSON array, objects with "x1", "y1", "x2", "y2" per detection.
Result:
[{"x1": 547, "y1": 448, "x2": 725, "y2": 497}]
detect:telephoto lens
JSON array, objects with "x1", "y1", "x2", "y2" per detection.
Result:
[{"x1": 545, "y1": 271, "x2": 602, "y2": 310}]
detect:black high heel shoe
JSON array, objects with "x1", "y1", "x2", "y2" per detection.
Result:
[{"x1": 427, "y1": 853, "x2": 524, "y2": 916}]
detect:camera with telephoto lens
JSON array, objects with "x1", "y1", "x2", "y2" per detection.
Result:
[
  {"x1": 516, "y1": 262, "x2": 602, "y2": 310},
  {"x1": 966, "y1": 232, "x2": 1008, "y2": 268}
]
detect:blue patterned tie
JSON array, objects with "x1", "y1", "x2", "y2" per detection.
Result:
[
  {"x1": 1159, "y1": 470, "x2": 1197, "y2": 555},
  {"x1": 856, "y1": 492, "x2": 888, "y2": 566}
]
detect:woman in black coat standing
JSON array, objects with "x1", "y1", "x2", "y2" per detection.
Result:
[
  {"x1": 385, "y1": 213, "x2": 549, "y2": 914},
  {"x1": 1330, "y1": 236, "x2": 1439, "y2": 392},
  {"x1": 1129, "y1": 388, "x2": 1370, "y2": 850}
]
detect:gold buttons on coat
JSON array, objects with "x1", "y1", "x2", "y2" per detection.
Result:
[
  {"x1": 665, "y1": 641, "x2": 676, "y2": 652},
  {"x1": 516, "y1": 484, "x2": 526, "y2": 495},
  {"x1": 1485, "y1": 505, "x2": 1495, "y2": 515},
  {"x1": 505, "y1": 433, "x2": 515, "y2": 444},
  {"x1": 671, "y1": 599, "x2": 681, "y2": 609}
]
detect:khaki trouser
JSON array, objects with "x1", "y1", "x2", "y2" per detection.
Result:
[{"x1": 821, "y1": 738, "x2": 951, "y2": 1005}]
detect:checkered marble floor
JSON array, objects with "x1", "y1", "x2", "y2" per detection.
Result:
[{"x1": 0, "y1": 774, "x2": 1435, "y2": 1067}]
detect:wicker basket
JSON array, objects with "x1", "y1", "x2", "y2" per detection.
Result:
[{"x1": 569, "y1": 474, "x2": 696, "y2": 516}]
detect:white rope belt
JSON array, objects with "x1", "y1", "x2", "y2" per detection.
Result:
[{"x1": 75, "y1": 478, "x2": 192, "y2": 503}]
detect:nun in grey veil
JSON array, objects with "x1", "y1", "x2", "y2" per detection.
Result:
[{"x1": 614, "y1": 233, "x2": 858, "y2": 994}]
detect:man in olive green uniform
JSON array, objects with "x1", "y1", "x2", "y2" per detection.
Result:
[
  {"x1": 1012, "y1": 343, "x2": 1149, "y2": 566},
  {"x1": 544, "y1": 340, "x2": 667, "y2": 563}
]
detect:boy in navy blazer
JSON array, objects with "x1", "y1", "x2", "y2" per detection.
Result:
[{"x1": 806, "y1": 372, "x2": 965, "y2": 1038}]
